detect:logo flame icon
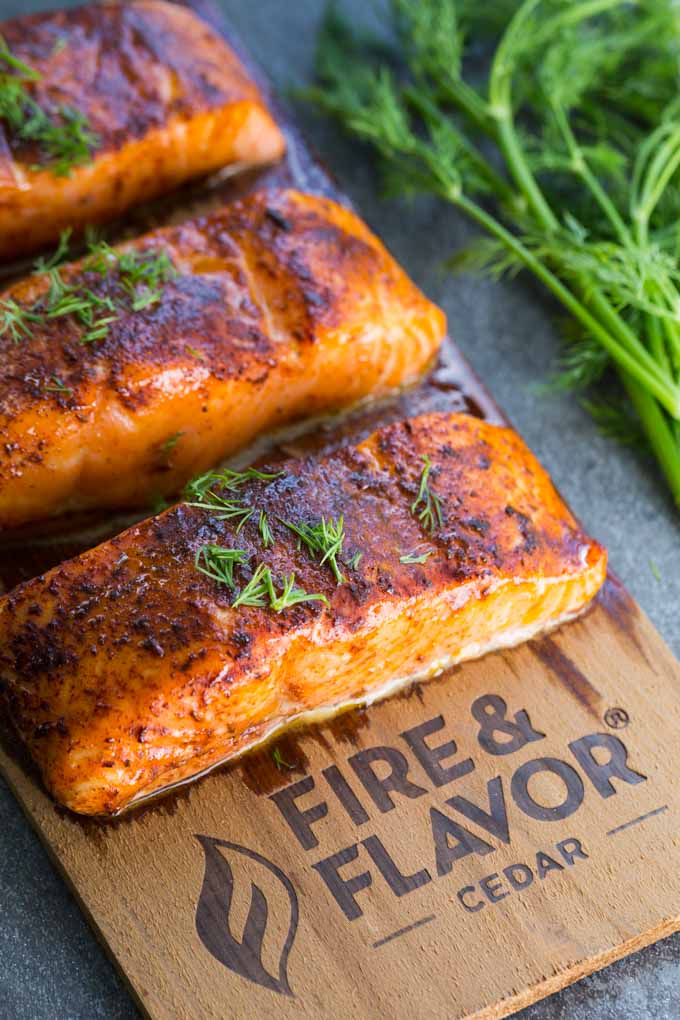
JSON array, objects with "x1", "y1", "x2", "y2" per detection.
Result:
[{"x1": 194, "y1": 834, "x2": 299, "y2": 996}]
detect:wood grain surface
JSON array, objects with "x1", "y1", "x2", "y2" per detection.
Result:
[{"x1": 1, "y1": 4, "x2": 679, "y2": 1019}]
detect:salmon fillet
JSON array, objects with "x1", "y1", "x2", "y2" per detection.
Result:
[
  {"x1": 0, "y1": 411, "x2": 607, "y2": 815},
  {"x1": 0, "y1": 188, "x2": 445, "y2": 528},
  {"x1": 0, "y1": 1, "x2": 285, "y2": 257}
]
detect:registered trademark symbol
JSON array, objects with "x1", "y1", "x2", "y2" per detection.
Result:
[{"x1": 604, "y1": 707, "x2": 630, "y2": 729}]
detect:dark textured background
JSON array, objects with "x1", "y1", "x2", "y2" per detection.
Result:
[{"x1": 1, "y1": 2, "x2": 679, "y2": 1018}]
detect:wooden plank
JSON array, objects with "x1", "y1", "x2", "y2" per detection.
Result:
[
  {"x1": 1, "y1": 3, "x2": 680, "y2": 1018},
  {"x1": 1, "y1": 577, "x2": 679, "y2": 1020}
]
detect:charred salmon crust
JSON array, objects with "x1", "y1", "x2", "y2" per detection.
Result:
[
  {"x1": 0, "y1": 1, "x2": 285, "y2": 256},
  {"x1": 0, "y1": 187, "x2": 446, "y2": 528},
  {"x1": 0, "y1": 411, "x2": 607, "y2": 815}
]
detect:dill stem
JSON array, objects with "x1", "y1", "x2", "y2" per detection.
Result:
[
  {"x1": 454, "y1": 192, "x2": 680, "y2": 416},
  {"x1": 584, "y1": 290, "x2": 678, "y2": 400},
  {"x1": 552, "y1": 102, "x2": 631, "y2": 247},
  {"x1": 438, "y1": 77, "x2": 494, "y2": 135},
  {"x1": 405, "y1": 87, "x2": 516, "y2": 206},
  {"x1": 636, "y1": 130, "x2": 680, "y2": 234},
  {"x1": 647, "y1": 314, "x2": 672, "y2": 377},
  {"x1": 488, "y1": 0, "x2": 627, "y2": 229},
  {"x1": 492, "y1": 104, "x2": 558, "y2": 231},
  {"x1": 621, "y1": 372, "x2": 680, "y2": 507}
]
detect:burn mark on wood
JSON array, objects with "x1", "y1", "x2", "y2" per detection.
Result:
[{"x1": 530, "y1": 636, "x2": 603, "y2": 719}]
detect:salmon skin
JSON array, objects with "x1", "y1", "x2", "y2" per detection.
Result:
[
  {"x1": 0, "y1": 187, "x2": 445, "y2": 528},
  {"x1": 0, "y1": 411, "x2": 607, "y2": 816},
  {"x1": 0, "y1": 1, "x2": 285, "y2": 257}
]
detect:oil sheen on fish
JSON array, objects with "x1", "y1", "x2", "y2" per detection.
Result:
[
  {"x1": 0, "y1": 188, "x2": 445, "y2": 527},
  {"x1": 0, "y1": 411, "x2": 607, "y2": 815},
  {"x1": 0, "y1": 1, "x2": 285, "y2": 257}
]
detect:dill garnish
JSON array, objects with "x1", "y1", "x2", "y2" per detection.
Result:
[
  {"x1": 411, "y1": 455, "x2": 443, "y2": 533},
  {"x1": 230, "y1": 562, "x2": 269, "y2": 607},
  {"x1": 194, "y1": 545, "x2": 250, "y2": 590},
  {"x1": 185, "y1": 467, "x2": 284, "y2": 501},
  {"x1": 185, "y1": 467, "x2": 284, "y2": 535},
  {"x1": 258, "y1": 509, "x2": 274, "y2": 548},
  {"x1": 272, "y1": 746, "x2": 295, "y2": 770},
  {"x1": 0, "y1": 235, "x2": 177, "y2": 347},
  {"x1": 190, "y1": 478, "x2": 330, "y2": 612},
  {"x1": 159, "y1": 432, "x2": 184, "y2": 464},
  {"x1": 345, "y1": 550, "x2": 362, "y2": 570},
  {"x1": 186, "y1": 344, "x2": 206, "y2": 361},
  {"x1": 0, "y1": 298, "x2": 41, "y2": 343},
  {"x1": 400, "y1": 549, "x2": 435, "y2": 565},
  {"x1": 267, "y1": 571, "x2": 328, "y2": 612},
  {"x1": 230, "y1": 562, "x2": 328, "y2": 612},
  {"x1": 43, "y1": 266, "x2": 118, "y2": 344},
  {"x1": 33, "y1": 228, "x2": 71, "y2": 274},
  {"x1": 280, "y1": 515, "x2": 347, "y2": 583},
  {"x1": 86, "y1": 243, "x2": 177, "y2": 312},
  {"x1": 187, "y1": 493, "x2": 254, "y2": 532},
  {"x1": 0, "y1": 36, "x2": 98, "y2": 176},
  {"x1": 304, "y1": 0, "x2": 680, "y2": 508},
  {"x1": 43, "y1": 374, "x2": 71, "y2": 395}
]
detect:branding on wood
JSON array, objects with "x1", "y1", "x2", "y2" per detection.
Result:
[
  {"x1": 195, "y1": 836, "x2": 299, "y2": 996},
  {"x1": 190, "y1": 682, "x2": 663, "y2": 1002}
]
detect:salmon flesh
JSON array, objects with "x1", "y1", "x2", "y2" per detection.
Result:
[
  {"x1": 0, "y1": 1, "x2": 285, "y2": 257},
  {"x1": 0, "y1": 411, "x2": 606, "y2": 815},
  {"x1": 0, "y1": 188, "x2": 446, "y2": 527}
]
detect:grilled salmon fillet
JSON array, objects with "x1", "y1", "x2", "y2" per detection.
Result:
[
  {"x1": 0, "y1": 1, "x2": 285, "y2": 257},
  {"x1": 0, "y1": 188, "x2": 445, "y2": 528},
  {"x1": 0, "y1": 411, "x2": 606, "y2": 815}
]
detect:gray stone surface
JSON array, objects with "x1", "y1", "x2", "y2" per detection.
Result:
[{"x1": 0, "y1": 1, "x2": 678, "y2": 1018}]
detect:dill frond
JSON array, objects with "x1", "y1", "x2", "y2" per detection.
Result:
[
  {"x1": 280, "y1": 515, "x2": 347, "y2": 583},
  {"x1": 302, "y1": 0, "x2": 680, "y2": 506},
  {"x1": 411, "y1": 455, "x2": 444, "y2": 533}
]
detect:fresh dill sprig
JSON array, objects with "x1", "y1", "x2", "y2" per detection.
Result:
[
  {"x1": 411, "y1": 455, "x2": 443, "y2": 533},
  {"x1": 304, "y1": 0, "x2": 680, "y2": 509},
  {"x1": 42, "y1": 266, "x2": 119, "y2": 344},
  {"x1": 230, "y1": 562, "x2": 328, "y2": 612},
  {"x1": 185, "y1": 467, "x2": 284, "y2": 501},
  {"x1": 231, "y1": 562, "x2": 270, "y2": 608},
  {"x1": 0, "y1": 297, "x2": 41, "y2": 343},
  {"x1": 272, "y1": 746, "x2": 295, "y2": 771},
  {"x1": 86, "y1": 242, "x2": 177, "y2": 312},
  {"x1": 186, "y1": 344, "x2": 207, "y2": 361},
  {"x1": 345, "y1": 550, "x2": 362, "y2": 570},
  {"x1": 0, "y1": 235, "x2": 177, "y2": 347},
  {"x1": 400, "y1": 548, "x2": 435, "y2": 564},
  {"x1": 43, "y1": 374, "x2": 71, "y2": 395},
  {"x1": 194, "y1": 545, "x2": 250, "y2": 590},
  {"x1": 280, "y1": 515, "x2": 347, "y2": 583},
  {"x1": 185, "y1": 467, "x2": 284, "y2": 536},
  {"x1": 28, "y1": 106, "x2": 99, "y2": 177},
  {"x1": 159, "y1": 431, "x2": 185, "y2": 464},
  {"x1": 580, "y1": 397, "x2": 646, "y2": 448},
  {"x1": 0, "y1": 36, "x2": 99, "y2": 176},
  {"x1": 258, "y1": 509, "x2": 274, "y2": 548},
  {"x1": 33, "y1": 228, "x2": 72, "y2": 274},
  {"x1": 266, "y1": 571, "x2": 328, "y2": 612},
  {"x1": 187, "y1": 492, "x2": 255, "y2": 532}
]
